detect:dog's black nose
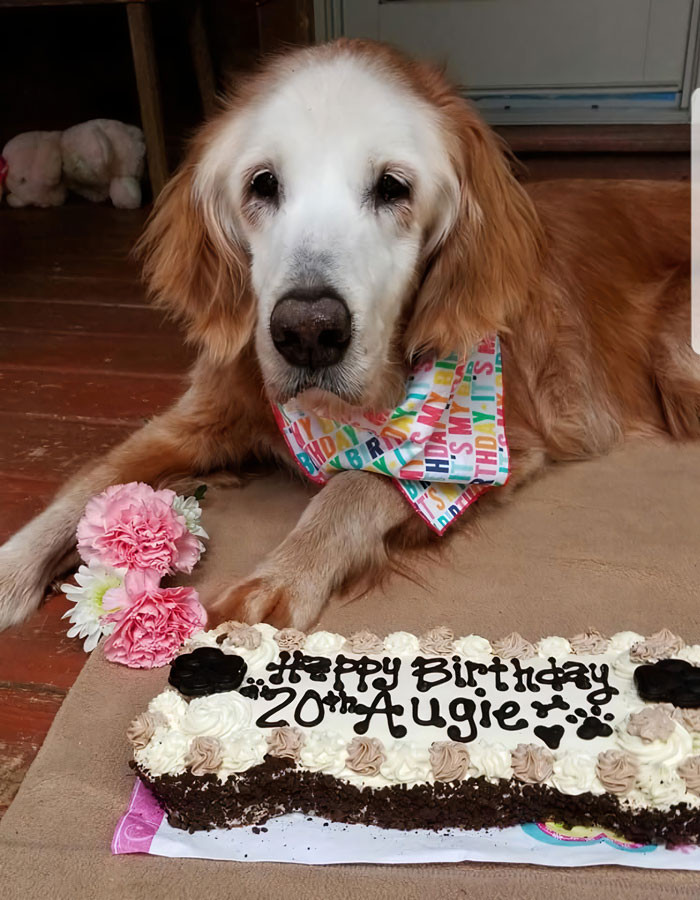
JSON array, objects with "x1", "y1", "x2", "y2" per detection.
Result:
[{"x1": 270, "y1": 291, "x2": 351, "y2": 368}]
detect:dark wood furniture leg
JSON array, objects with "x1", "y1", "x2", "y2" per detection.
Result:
[
  {"x1": 126, "y1": 1, "x2": 169, "y2": 198},
  {"x1": 188, "y1": 0, "x2": 217, "y2": 119}
]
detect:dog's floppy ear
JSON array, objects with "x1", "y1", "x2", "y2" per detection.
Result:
[
  {"x1": 136, "y1": 157, "x2": 255, "y2": 363},
  {"x1": 405, "y1": 98, "x2": 542, "y2": 358}
]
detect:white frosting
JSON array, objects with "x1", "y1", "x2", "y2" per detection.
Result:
[
  {"x1": 636, "y1": 764, "x2": 689, "y2": 810},
  {"x1": 256, "y1": 623, "x2": 278, "y2": 640},
  {"x1": 617, "y1": 720, "x2": 693, "y2": 768},
  {"x1": 608, "y1": 631, "x2": 645, "y2": 655},
  {"x1": 182, "y1": 692, "x2": 253, "y2": 740},
  {"x1": 536, "y1": 636, "x2": 572, "y2": 658},
  {"x1": 225, "y1": 633, "x2": 279, "y2": 669},
  {"x1": 298, "y1": 730, "x2": 347, "y2": 775},
  {"x1": 380, "y1": 741, "x2": 432, "y2": 785},
  {"x1": 468, "y1": 741, "x2": 512, "y2": 782},
  {"x1": 383, "y1": 631, "x2": 420, "y2": 656},
  {"x1": 180, "y1": 630, "x2": 220, "y2": 653},
  {"x1": 454, "y1": 634, "x2": 492, "y2": 660},
  {"x1": 302, "y1": 631, "x2": 345, "y2": 655},
  {"x1": 676, "y1": 645, "x2": 700, "y2": 665},
  {"x1": 136, "y1": 624, "x2": 700, "y2": 811},
  {"x1": 147, "y1": 690, "x2": 188, "y2": 728},
  {"x1": 219, "y1": 728, "x2": 268, "y2": 778},
  {"x1": 551, "y1": 753, "x2": 604, "y2": 796},
  {"x1": 612, "y1": 652, "x2": 641, "y2": 680},
  {"x1": 136, "y1": 730, "x2": 189, "y2": 776}
]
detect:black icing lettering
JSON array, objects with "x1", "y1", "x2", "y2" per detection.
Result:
[
  {"x1": 534, "y1": 658, "x2": 565, "y2": 692},
  {"x1": 321, "y1": 691, "x2": 340, "y2": 711},
  {"x1": 487, "y1": 658, "x2": 509, "y2": 691},
  {"x1": 446, "y1": 698, "x2": 477, "y2": 743},
  {"x1": 463, "y1": 660, "x2": 489, "y2": 687},
  {"x1": 354, "y1": 690, "x2": 407, "y2": 738},
  {"x1": 492, "y1": 700, "x2": 528, "y2": 731},
  {"x1": 333, "y1": 655, "x2": 383, "y2": 692},
  {"x1": 372, "y1": 657, "x2": 401, "y2": 691},
  {"x1": 560, "y1": 661, "x2": 592, "y2": 689},
  {"x1": 265, "y1": 650, "x2": 303, "y2": 685},
  {"x1": 294, "y1": 689, "x2": 325, "y2": 727},
  {"x1": 354, "y1": 656, "x2": 383, "y2": 692},
  {"x1": 510, "y1": 659, "x2": 539, "y2": 693},
  {"x1": 255, "y1": 686, "x2": 296, "y2": 728},
  {"x1": 451, "y1": 657, "x2": 467, "y2": 688},
  {"x1": 337, "y1": 691, "x2": 358, "y2": 715},
  {"x1": 479, "y1": 699, "x2": 492, "y2": 728},
  {"x1": 586, "y1": 663, "x2": 619, "y2": 707},
  {"x1": 301, "y1": 654, "x2": 332, "y2": 682},
  {"x1": 411, "y1": 696, "x2": 446, "y2": 728},
  {"x1": 332, "y1": 655, "x2": 357, "y2": 690},
  {"x1": 412, "y1": 657, "x2": 452, "y2": 693}
]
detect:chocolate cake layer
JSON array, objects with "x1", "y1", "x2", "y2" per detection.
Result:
[{"x1": 135, "y1": 757, "x2": 700, "y2": 847}]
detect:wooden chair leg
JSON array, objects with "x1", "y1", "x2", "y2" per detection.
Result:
[
  {"x1": 126, "y1": 1, "x2": 169, "y2": 199},
  {"x1": 188, "y1": 1, "x2": 217, "y2": 120}
]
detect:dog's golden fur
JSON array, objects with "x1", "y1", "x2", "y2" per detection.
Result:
[{"x1": 0, "y1": 39, "x2": 695, "y2": 631}]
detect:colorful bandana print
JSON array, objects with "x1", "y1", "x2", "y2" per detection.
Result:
[{"x1": 274, "y1": 335, "x2": 508, "y2": 534}]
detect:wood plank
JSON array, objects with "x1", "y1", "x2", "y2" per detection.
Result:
[
  {"x1": 3, "y1": 255, "x2": 143, "y2": 281},
  {"x1": 0, "y1": 413, "x2": 134, "y2": 480},
  {"x1": 0, "y1": 273, "x2": 149, "y2": 305},
  {"x1": 0, "y1": 475, "x2": 59, "y2": 542},
  {"x1": 0, "y1": 368, "x2": 182, "y2": 421},
  {"x1": 1, "y1": 330, "x2": 194, "y2": 375},
  {"x1": 0, "y1": 299, "x2": 177, "y2": 336},
  {"x1": 0, "y1": 685, "x2": 65, "y2": 746},
  {"x1": 498, "y1": 123, "x2": 690, "y2": 155},
  {"x1": 0, "y1": 592, "x2": 86, "y2": 691},
  {"x1": 0, "y1": 205, "x2": 146, "y2": 253},
  {"x1": 520, "y1": 152, "x2": 690, "y2": 183},
  {"x1": 0, "y1": 687, "x2": 66, "y2": 819}
]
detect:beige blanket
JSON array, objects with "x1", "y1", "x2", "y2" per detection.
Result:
[{"x1": 1, "y1": 441, "x2": 699, "y2": 898}]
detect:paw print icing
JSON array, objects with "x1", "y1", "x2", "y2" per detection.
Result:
[
  {"x1": 634, "y1": 658, "x2": 700, "y2": 708},
  {"x1": 169, "y1": 647, "x2": 248, "y2": 697}
]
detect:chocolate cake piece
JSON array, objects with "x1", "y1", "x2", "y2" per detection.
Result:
[{"x1": 128, "y1": 624, "x2": 700, "y2": 845}]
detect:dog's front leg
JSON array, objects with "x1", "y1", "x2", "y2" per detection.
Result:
[
  {"x1": 207, "y1": 470, "x2": 425, "y2": 630},
  {"x1": 0, "y1": 354, "x2": 275, "y2": 629}
]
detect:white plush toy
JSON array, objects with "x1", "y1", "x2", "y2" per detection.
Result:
[{"x1": 1, "y1": 119, "x2": 146, "y2": 209}]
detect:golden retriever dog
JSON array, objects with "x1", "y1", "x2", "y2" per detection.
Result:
[{"x1": 0, "y1": 39, "x2": 695, "y2": 631}]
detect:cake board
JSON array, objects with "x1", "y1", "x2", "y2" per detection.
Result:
[{"x1": 1, "y1": 440, "x2": 699, "y2": 898}]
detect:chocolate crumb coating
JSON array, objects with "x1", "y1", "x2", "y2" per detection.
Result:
[{"x1": 134, "y1": 758, "x2": 700, "y2": 846}]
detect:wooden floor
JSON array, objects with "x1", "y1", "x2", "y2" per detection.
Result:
[
  {"x1": 0, "y1": 152, "x2": 690, "y2": 820},
  {"x1": 0, "y1": 204, "x2": 192, "y2": 818}
]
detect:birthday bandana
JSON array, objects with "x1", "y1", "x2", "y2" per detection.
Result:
[{"x1": 273, "y1": 336, "x2": 508, "y2": 534}]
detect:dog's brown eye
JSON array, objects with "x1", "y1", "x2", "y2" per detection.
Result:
[
  {"x1": 377, "y1": 173, "x2": 410, "y2": 204},
  {"x1": 251, "y1": 171, "x2": 278, "y2": 199}
]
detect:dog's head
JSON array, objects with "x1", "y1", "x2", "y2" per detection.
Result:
[{"x1": 139, "y1": 40, "x2": 541, "y2": 411}]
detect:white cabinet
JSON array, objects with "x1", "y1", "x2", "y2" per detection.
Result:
[{"x1": 315, "y1": 0, "x2": 700, "y2": 124}]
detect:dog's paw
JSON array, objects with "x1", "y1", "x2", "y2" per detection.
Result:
[
  {"x1": 0, "y1": 543, "x2": 48, "y2": 630},
  {"x1": 207, "y1": 571, "x2": 324, "y2": 632}
]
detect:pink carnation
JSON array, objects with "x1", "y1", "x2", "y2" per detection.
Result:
[
  {"x1": 102, "y1": 585, "x2": 207, "y2": 668},
  {"x1": 77, "y1": 482, "x2": 201, "y2": 577}
]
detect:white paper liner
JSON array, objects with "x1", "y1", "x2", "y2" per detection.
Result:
[{"x1": 112, "y1": 780, "x2": 700, "y2": 869}]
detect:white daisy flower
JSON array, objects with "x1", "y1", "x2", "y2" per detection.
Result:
[
  {"x1": 61, "y1": 561, "x2": 125, "y2": 652},
  {"x1": 172, "y1": 494, "x2": 209, "y2": 539}
]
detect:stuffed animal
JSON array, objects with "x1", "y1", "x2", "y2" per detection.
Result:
[{"x1": 1, "y1": 119, "x2": 146, "y2": 209}]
